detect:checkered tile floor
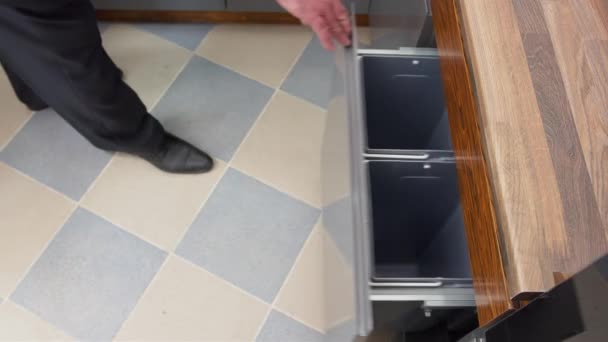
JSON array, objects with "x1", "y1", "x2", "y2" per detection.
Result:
[{"x1": 0, "y1": 22, "x2": 344, "y2": 341}]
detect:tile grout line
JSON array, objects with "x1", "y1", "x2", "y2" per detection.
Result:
[
  {"x1": 252, "y1": 222, "x2": 321, "y2": 340},
  {"x1": 280, "y1": 88, "x2": 329, "y2": 114},
  {"x1": 321, "y1": 224, "x2": 360, "y2": 332},
  {"x1": 299, "y1": 95, "x2": 329, "y2": 114},
  {"x1": 78, "y1": 201, "x2": 169, "y2": 252},
  {"x1": 195, "y1": 26, "x2": 314, "y2": 90},
  {"x1": 199, "y1": 52, "x2": 279, "y2": 90},
  {"x1": 231, "y1": 164, "x2": 321, "y2": 210},
  {"x1": 321, "y1": 227, "x2": 357, "y2": 332},
  {"x1": 227, "y1": 88, "x2": 278, "y2": 167},
  {"x1": 4, "y1": 204, "x2": 77, "y2": 298},
  {"x1": 192, "y1": 23, "x2": 215, "y2": 55},
  {"x1": 267, "y1": 218, "x2": 326, "y2": 335},
  {"x1": 227, "y1": 34, "x2": 326, "y2": 209},
  {"x1": 172, "y1": 253, "x2": 270, "y2": 309},
  {"x1": 276, "y1": 34, "x2": 332, "y2": 113},
  {"x1": 127, "y1": 22, "x2": 203, "y2": 54},
  {"x1": 110, "y1": 254, "x2": 172, "y2": 341},
  {"x1": 276, "y1": 30, "x2": 312, "y2": 90},
  {"x1": 147, "y1": 51, "x2": 196, "y2": 113},
  {"x1": 0, "y1": 161, "x2": 76, "y2": 206},
  {"x1": 5, "y1": 201, "x2": 80, "y2": 341},
  {"x1": 252, "y1": 306, "x2": 273, "y2": 341},
  {"x1": 326, "y1": 314, "x2": 356, "y2": 333},
  {"x1": 271, "y1": 307, "x2": 326, "y2": 335},
  {"x1": 168, "y1": 164, "x2": 228, "y2": 253},
  {"x1": 0, "y1": 110, "x2": 33, "y2": 152},
  {"x1": 228, "y1": 30, "x2": 311, "y2": 168},
  {"x1": 77, "y1": 153, "x2": 116, "y2": 205},
  {"x1": 8, "y1": 297, "x2": 79, "y2": 341},
  {"x1": 200, "y1": 56, "x2": 284, "y2": 90}
]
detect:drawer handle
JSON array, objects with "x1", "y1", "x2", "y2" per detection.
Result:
[
  {"x1": 370, "y1": 281, "x2": 443, "y2": 288},
  {"x1": 363, "y1": 153, "x2": 430, "y2": 160},
  {"x1": 392, "y1": 74, "x2": 430, "y2": 79}
]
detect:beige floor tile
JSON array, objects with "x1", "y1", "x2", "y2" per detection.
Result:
[
  {"x1": 275, "y1": 222, "x2": 325, "y2": 332},
  {"x1": 0, "y1": 69, "x2": 32, "y2": 149},
  {"x1": 232, "y1": 91, "x2": 326, "y2": 207},
  {"x1": 102, "y1": 24, "x2": 192, "y2": 109},
  {"x1": 0, "y1": 301, "x2": 74, "y2": 341},
  {"x1": 323, "y1": 222, "x2": 355, "y2": 328},
  {"x1": 0, "y1": 163, "x2": 76, "y2": 298},
  {"x1": 197, "y1": 25, "x2": 312, "y2": 87},
  {"x1": 115, "y1": 255, "x2": 269, "y2": 342},
  {"x1": 81, "y1": 154, "x2": 226, "y2": 251}
]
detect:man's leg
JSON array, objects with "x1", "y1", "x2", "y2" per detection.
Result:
[
  {"x1": 1, "y1": 64, "x2": 48, "y2": 111},
  {"x1": 2, "y1": 61, "x2": 124, "y2": 112},
  {"x1": 0, "y1": 0, "x2": 212, "y2": 173}
]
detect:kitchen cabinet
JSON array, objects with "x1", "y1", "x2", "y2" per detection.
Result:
[
  {"x1": 92, "y1": 0, "x2": 224, "y2": 11},
  {"x1": 226, "y1": 0, "x2": 370, "y2": 14},
  {"x1": 92, "y1": 0, "x2": 371, "y2": 16},
  {"x1": 225, "y1": 0, "x2": 285, "y2": 13}
]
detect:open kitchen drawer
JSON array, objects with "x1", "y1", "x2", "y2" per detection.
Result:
[{"x1": 321, "y1": 7, "x2": 477, "y2": 340}]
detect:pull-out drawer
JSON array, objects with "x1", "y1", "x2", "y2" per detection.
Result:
[{"x1": 321, "y1": 8, "x2": 477, "y2": 340}]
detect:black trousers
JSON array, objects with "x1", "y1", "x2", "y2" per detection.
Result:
[{"x1": 0, "y1": 0, "x2": 164, "y2": 154}]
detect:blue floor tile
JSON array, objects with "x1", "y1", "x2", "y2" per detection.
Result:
[
  {"x1": 11, "y1": 208, "x2": 167, "y2": 341},
  {"x1": 176, "y1": 168, "x2": 319, "y2": 302},
  {"x1": 0, "y1": 110, "x2": 112, "y2": 200},
  {"x1": 257, "y1": 310, "x2": 324, "y2": 342},
  {"x1": 152, "y1": 56, "x2": 273, "y2": 161},
  {"x1": 281, "y1": 38, "x2": 334, "y2": 109},
  {"x1": 134, "y1": 23, "x2": 214, "y2": 50}
]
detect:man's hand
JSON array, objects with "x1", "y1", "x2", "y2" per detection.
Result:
[{"x1": 276, "y1": 0, "x2": 352, "y2": 51}]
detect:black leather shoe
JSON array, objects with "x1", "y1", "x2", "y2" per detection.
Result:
[
  {"x1": 26, "y1": 100, "x2": 49, "y2": 112},
  {"x1": 140, "y1": 133, "x2": 214, "y2": 174}
]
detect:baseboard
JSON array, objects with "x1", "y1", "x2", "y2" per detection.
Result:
[{"x1": 96, "y1": 10, "x2": 369, "y2": 26}]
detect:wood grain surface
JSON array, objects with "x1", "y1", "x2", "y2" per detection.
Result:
[
  {"x1": 431, "y1": 0, "x2": 514, "y2": 326},
  {"x1": 450, "y1": 0, "x2": 608, "y2": 321}
]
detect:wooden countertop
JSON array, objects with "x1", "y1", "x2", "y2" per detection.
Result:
[{"x1": 432, "y1": 0, "x2": 608, "y2": 325}]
